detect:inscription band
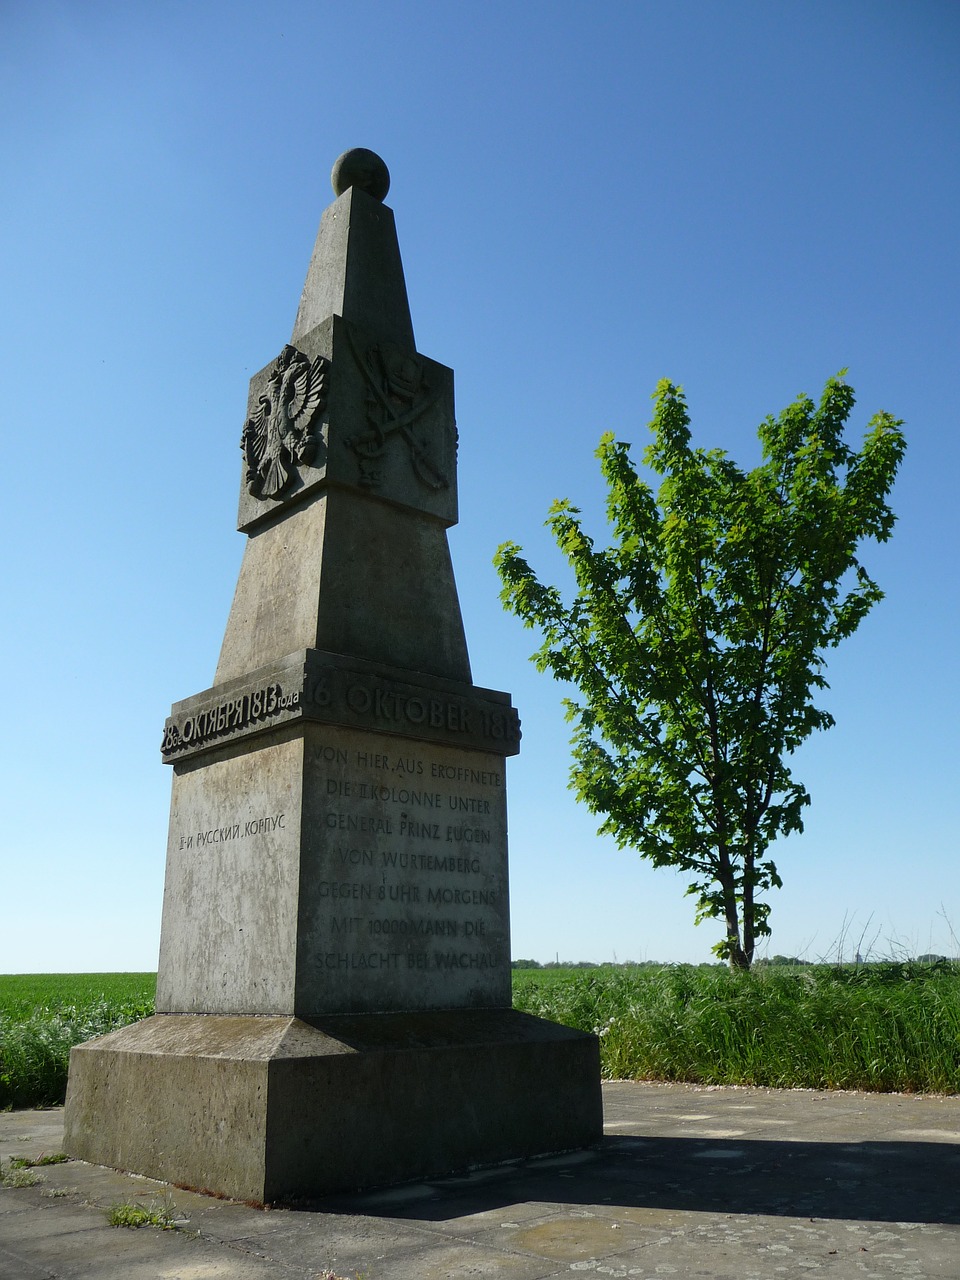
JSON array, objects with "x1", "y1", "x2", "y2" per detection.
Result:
[{"x1": 162, "y1": 649, "x2": 520, "y2": 763}]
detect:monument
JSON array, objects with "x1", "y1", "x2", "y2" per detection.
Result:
[{"x1": 64, "y1": 149, "x2": 602, "y2": 1203}]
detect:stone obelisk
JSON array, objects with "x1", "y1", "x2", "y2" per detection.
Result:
[{"x1": 64, "y1": 150, "x2": 601, "y2": 1202}]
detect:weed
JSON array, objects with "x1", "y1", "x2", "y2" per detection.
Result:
[
  {"x1": 107, "y1": 1202, "x2": 176, "y2": 1229},
  {"x1": 7, "y1": 1152, "x2": 68, "y2": 1169},
  {"x1": 1, "y1": 1163, "x2": 44, "y2": 1188}
]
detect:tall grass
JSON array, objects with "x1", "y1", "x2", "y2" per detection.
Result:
[
  {"x1": 513, "y1": 962, "x2": 960, "y2": 1093},
  {"x1": 3, "y1": 966, "x2": 958, "y2": 1106},
  {"x1": 0, "y1": 974, "x2": 155, "y2": 1109}
]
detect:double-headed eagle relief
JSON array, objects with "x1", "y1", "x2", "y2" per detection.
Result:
[{"x1": 242, "y1": 344, "x2": 328, "y2": 500}]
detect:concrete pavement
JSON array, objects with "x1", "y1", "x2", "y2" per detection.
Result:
[{"x1": 2, "y1": 1081, "x2": 959, "y2": 1278}]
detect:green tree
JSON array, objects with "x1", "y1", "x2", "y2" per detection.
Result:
[{"x1": 495, "y1": 375, "x2": 905, "y2": 970}]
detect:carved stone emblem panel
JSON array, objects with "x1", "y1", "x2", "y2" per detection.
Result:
[{"x1": 237, "y1": 317, "x2": 458, "y2": 533}]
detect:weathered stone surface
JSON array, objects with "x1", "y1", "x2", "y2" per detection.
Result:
[
  {"x1": 222, "y1": 489, "x2": 467, "y2": 682},
  {"x1": 156, "y1": 733, "x2": 303, "y2": 1016},
  {"x1": 157, "y1": 723, "x2": 511, "y2": 1017},
  {"x1": 64, "y1": 1011, "x2": 602, "y2": 1203},
  {"x1": 292, "y1": 184, "x2": 414, "y2": 350}
]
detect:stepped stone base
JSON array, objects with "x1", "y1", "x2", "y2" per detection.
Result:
[{"x1": 64, "y1": 1009, "x2": 602, "y2": 1204}]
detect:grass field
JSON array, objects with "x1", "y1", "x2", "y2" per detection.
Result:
[
  {"x1": 514, "y1": 962, "x2": 960, "y2": 1093},
  {"x1": 0, "y1": 973, "x2": 156, "y2": 1020},
  {"x1": 0, "y1": 973, "x2": 155, "y2": 1109},
  {"x1": 2, "y1": 964, "x2": 959, "y2": 1108}
]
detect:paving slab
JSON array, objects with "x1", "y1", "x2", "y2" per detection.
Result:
[{"x1": 2, "y1": 1081, "x2": 959, "y2": 1279}]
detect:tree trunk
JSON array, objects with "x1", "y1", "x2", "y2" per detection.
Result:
[
  {"x1": 742, "y1": 851, "x2": 756, "y2": 968},
  {"x1": 728, "y1": 946, "x2": 750, "y2": 972},
  {"x1": 716, "y1": 852, "x2": 748, "y2": 970}
]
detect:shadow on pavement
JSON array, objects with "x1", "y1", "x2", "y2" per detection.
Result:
[{"x1": 315, "y1": 1133, "x2": 960, "y2": 1226}]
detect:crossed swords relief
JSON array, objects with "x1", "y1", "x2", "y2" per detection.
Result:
[{"x1": 343, "y1": 326, "x2": 450, "y2": 492}]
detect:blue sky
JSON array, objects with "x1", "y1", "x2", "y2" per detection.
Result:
[{"x1": 2, "y1": 1, "x2": 958, "y2": 972}]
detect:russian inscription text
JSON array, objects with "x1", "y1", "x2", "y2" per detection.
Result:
[{"x1": 162, "y1": 660, "x2": 520, "y2": 762}]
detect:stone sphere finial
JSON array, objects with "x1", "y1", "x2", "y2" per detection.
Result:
[{"x1": 331, "y1": 149, "x2": 391, "y2": 202}]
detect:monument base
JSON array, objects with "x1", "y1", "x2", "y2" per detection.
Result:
[{"x1": 64, "y1": 1009, "x2": 602, "y2": 1204}]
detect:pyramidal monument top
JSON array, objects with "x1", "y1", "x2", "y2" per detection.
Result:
[{"x1": 292, "y1": 148, "x2": 414, "y2": 349}]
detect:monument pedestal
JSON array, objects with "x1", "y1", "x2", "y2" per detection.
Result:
[
  {"x1": 66, "y1": 674, "x2": 603, "y2": 1200},
  {"x1": 65, "y1": 1009, "x2": 600, "y2": 1203},
  {"x1": 64, "y1": 149, "x2": 602, "y2": 1201}
]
